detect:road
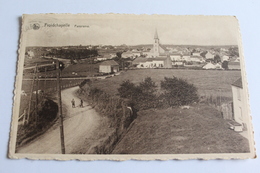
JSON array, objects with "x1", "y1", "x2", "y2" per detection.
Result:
[{"x1": 17, "y1": 86, "x2": 101, "y2": 154}]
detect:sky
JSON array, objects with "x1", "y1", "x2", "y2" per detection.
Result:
[{"x1": 23, "y1": 14, "x2": 239, "y2": 46}]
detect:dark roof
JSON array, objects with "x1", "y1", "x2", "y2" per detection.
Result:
[
  {"x1": 99, "y1": 60, "x2": 119, "y2": 66},
  {"x1": 159, "y1": 45, "x2": 167, "y2": 51},
  {"x1": 232, "y1": 78, "x2": 243, "y2": 88},
  {"x1": 132, "y1": 57, "x2": 148, "y2": 64}
]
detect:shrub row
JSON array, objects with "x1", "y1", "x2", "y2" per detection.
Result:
[{"x1": 118, "y1": 76, "x2": 199, "y2": 110}]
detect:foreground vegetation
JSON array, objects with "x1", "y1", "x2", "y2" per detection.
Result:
[
  {"x1": 118, "y1": 77, "x2": 199, "y2": 110},
  {"x1": 86, "y1": 69, "x2": 247, "y2": 154},
  {"x1": 112, "y1": 104, "x2": 250, "y2": 154},
  {"x1": 16, "y1": 98, "x2": 58, "y2": 149}
]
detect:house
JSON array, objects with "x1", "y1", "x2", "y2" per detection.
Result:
[
  {"x1": 99, "y1": 60, "x2": 119, "y2": 73},
  {"x1": 170, "y1": 53, "x2": 182, "y2": 61},
  {"x1": 122, "y1": 51, "x2": 141, "y2": 59},
  {"x1": 172, "y1": 61, "x2": 184, "y2": 66},
  {"x1": 231, "y1": 78, "x2": 246, "y2": 131},
  {"x1": 132, "y1": 57, "x2": 148, "y2": 66},
  {"x1": 96, "y1": 54, "x2": 114, "y2": 61},
  {"x1": 228, "y1": 61, "x2": 241, "y2": 70},
  {"x1": 205, "y1": 52, "x2": 214, "y2": 59},
  {"x1": 134, "y1": 57, "x2": 172, "y2": 68},
  {"x1": 182, "y1": 54, "x2": 191, "y2": 62},
  {"x1": 96, "y1": 57, "x2": 108, "y2": 61},
  {"x1": 202, "y1": 62, "x2": 216, "y2": 69},
  {"x1": 190, "y1": 56, "x2": 204, "y2": 63},
  {"x1": 215, "y1": 63, "x2": 223, "y2": 69},
  {"x1": 192, "y1": 52, "x2": 201, "y2": 56},
  {"x1": 221, "y1": 55, "x2": 229, "y2": 62}
]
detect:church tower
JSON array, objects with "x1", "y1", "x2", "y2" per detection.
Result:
[{"x1": 153, "y1": 29, "x2": 160, "y2": 57}]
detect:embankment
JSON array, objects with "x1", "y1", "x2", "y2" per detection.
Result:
[
  {"x1": 16, "y1": 98, "x2": 58, "y2": 149},
  {"x1": 76, "y1": 80, "x2": 137, "y2": 154}
]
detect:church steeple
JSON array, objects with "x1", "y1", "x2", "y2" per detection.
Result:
[
  {"x1": 153, "y1": 29, "x2": 160, "y2": 57},
  {"x1": 154, "y1": 29, "x2": 159, "y2": 39}
]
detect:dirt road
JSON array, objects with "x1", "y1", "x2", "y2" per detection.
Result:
[{"x1": 17, "y1": 86, "x2": 101, "y2": 154}]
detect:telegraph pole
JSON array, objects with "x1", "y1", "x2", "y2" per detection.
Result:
[
  {"x1": 44, "y1": 67, "x2": 47, "y2": 92},
  {"x1": 35, "y1": 64, "x2": 39, "y2": 123},
  {"x1": 56, "y1": 60, "x2": 66, "y2": 154},
  {"x1": 27, "y1": 65, "x2": 37, "y2": 124}
]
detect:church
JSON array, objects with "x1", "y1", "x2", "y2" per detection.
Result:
[
  {"x1": 152, "y1": 29, "x2": 168, "y2": 57},
  {"x1": 134, "y1": 30, "x2": 172, "y2": 68}
]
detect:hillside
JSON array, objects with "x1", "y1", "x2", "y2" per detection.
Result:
[{"x1": 112, "y1": 104, "x2": 249, "y2": 154}]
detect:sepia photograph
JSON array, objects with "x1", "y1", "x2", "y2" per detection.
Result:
[{"x1": 9, "y1": 14, "x2": 255, "y2": 160}]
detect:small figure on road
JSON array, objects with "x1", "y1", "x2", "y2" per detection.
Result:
[
  {"x1": 71, "y1": 99, "x2": 75, "y2": 108},
  {"x1": 80, "y1": 99, "x2": 83, "y2": 108}
]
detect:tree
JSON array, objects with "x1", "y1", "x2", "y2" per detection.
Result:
[
  {"x1": 139, "y1": 77, "x2": 157, "y2": 94},
  {"x1": 118, "y1": 77, "x2": 157, "y2": 109},
  {"x1": 200, "y1": 51, "x2": 207, "y2": 58},
  {"x1": 214, "y1": 54, "x2": 221, "y2": 63},
  {"x1": 160, "y1": 76, "x2": 199, "y2": 107},
  {"x1": 116, "y1": 52, "x2": 123, "y2": 58},
  {"x1": 118, "y1": 80, "x2": 140, "y2": 99},
  {"x1": 222, "y1": 61, "x2": 229, "y2": 70},
  {"x1": 138, "y1": 77, "x2": 157, "y2": 109}
]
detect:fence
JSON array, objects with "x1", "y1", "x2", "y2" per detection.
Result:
[{"x1": 19, "y1": 78, "x2": 84, "y2": 126}]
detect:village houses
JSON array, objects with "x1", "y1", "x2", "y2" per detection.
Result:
[{"x1": 134, "y1": 30, "x2": 172, "y2": 68}]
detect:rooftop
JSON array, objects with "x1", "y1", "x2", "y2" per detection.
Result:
[{"x1": 99, "y1": 60, "x2": 119, "y2": 66}]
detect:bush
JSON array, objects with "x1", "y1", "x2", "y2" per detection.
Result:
[
  {"x1": 160, "y1": 76, "x2": 199, "y2": 107},
  {"x1": 117, "y1": 77, "x2": 157, "y2": 110},
  {"x1": 118, "y1": 80, "x2": 141, "y2": 100}
]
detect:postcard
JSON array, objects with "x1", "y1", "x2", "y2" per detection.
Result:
[{"x1": 9, "y1": 14, "x2": 256, "y2": 160}]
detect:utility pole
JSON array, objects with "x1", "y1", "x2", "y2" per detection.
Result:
[
  {"x1": 56, "y1": 60, "x2": 66, "y2": 154},
  {"x1": 27, "y1": 65, "x2": 37, "y2": 124},
  {"x1": 44, "y1": 67, "x2": 47, "y2": 92},
  {"x1": 35, "y1": 64, "x2": 39, "y2": 123}
]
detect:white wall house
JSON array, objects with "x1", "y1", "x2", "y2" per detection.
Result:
[
  {"x1": 231, "y1": 78, "x2": 246, "y2": 131},
  {"x1": 205, "y1": 52, "x2": 214, "y2": 59},
  {"x1": 221, "y1": 55, "x2": 229, "y2": 62},
  {"x1": 192, "y1": 52, "x2": 201, "y2": 56},
  {"x1": 170, "y1": 54, "x2": 182, "y2": 61}
]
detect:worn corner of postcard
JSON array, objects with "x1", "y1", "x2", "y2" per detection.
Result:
[{"x1": 8, "y1": 13, "x2": 256, "y2": 161}]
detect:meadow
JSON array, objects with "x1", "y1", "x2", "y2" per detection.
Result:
[{"x1": 92, "y1": 69, "x2": 242, "y2": 101}]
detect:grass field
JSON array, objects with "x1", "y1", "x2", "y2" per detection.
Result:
[
  {"x1": 112, "y1": 104, "x2": 249, "y2": 154},
  {"x1": 92, "y1": 69, "x2": 241, "y2": 101},
  {"x1": 88, "y1": 69, "x2": 248, "y2": 154},
  {"x1": 61, "y1": 63, "x2": 99, "y2": 77}
]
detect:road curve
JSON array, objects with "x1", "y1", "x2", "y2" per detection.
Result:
[{"x1": 17, "y1": 86, "x2": 101, "y2": 154}]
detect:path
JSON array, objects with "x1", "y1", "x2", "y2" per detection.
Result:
[{"x1": 17, "y1": 87, "x2": 101, "y2": 154}]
